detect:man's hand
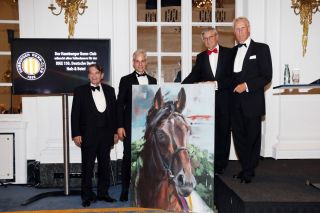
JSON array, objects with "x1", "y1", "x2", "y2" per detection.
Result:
[
  {"x1": 117, "y1": 128, "x2": 126, "y2": 141},
  {"x1": 73, "y1": 136, "x2": 82, "y2": 147},
  {"x1": 233, "y1": 82, "x2": 247, "y2": 94}
]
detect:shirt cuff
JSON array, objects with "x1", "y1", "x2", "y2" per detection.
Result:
[{"x1": 244, "y1": 82, "x2": 249, "y2": 92}]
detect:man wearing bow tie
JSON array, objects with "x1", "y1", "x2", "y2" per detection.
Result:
[
  {"x1": 71, "y1": 64, "x2": 117, "y2": 207},
  {"x1": 116, "y1": 49, "x2": 157, "y2": 201},
  {"x1": 182, "y1": 27, "x2": 234, "y2": 176},
  {"x1": 231, "y1": 17, "x2": 272, "y2": 184}
]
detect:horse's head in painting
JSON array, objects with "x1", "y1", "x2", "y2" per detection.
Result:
[{"x1": 137, "y1": 87, "x2": 196, "y2": 210}]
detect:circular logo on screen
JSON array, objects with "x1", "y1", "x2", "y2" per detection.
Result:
[{"x1": 16, "y1": 52, "x2": 46, "y2": 80}]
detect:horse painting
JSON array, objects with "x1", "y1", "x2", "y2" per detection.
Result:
[{"x1": 136, "y1": 87, "x2": 197, "y2": 211}]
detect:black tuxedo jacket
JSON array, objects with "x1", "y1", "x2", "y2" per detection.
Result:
[
  {"x1": 71, "y1": 83, "x2": 117, "y2": 146},
  {"x1": 182, "y1": 45, "x2": 234, "y2": 115},
  {"x1": 231, "y1": 39, "x2": 272, "y2": 117},
  {"x1": 117, "y1": 72, "x2": 157, "y2": 130}
]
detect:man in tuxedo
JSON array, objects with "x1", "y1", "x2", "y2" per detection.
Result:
[
  {"x1": 71, "y1": 64, "x2": 117, "y2": 207},
  {"x1": 117, "y1": 49, "x2": 157, "y2": 201},
  {"x1": 182, "y1": 27, "x2": 234, "y2": 175},
  {"x1": 231, "y1": 17, "x2": 272, "y2": 184}
]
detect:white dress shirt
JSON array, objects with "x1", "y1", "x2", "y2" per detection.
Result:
[
  {"x1": 234, "y1": 37, "x2": 251, "y2": 73},
  {"x1": 209, "y1": 45, "x2": 219, "y2": 77},
  {"x1": 91, "y1": 83, "x2": 107, "y2": 113},
  {"x1": 208, "y1": 45, "x2": 219, "y2": 90},
  {"x1": 136, "y1": 71, "x2": 149, "y2": 85}
]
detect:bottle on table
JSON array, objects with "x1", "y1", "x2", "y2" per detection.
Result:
[{"x1": 284, "y1": 64, "x2": 290, "y2": 85}]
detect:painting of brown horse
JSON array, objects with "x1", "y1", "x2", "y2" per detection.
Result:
[{"x1": 136, "y1": 87, "x2": 196, "y2": 211}]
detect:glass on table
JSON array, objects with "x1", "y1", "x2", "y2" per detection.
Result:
[{"x1": 292, "y1": 68, "x2": 300, "y2": 84}]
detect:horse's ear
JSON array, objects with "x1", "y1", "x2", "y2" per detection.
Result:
[
  {"x1": 154, "y1": 88, "x2": 164, "y2": 110},
  {"x1": 175, "y1": 87, "x2": 186, "y2": 113}
]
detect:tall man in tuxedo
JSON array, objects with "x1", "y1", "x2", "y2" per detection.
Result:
[
  {"x1": 182, "y1": 27, "x2": 234, "y2": 175},
  {"x1": 231, "y1": 17, "x2": 272, "y2": 184},
  {"x1": 71, "y1": 64, "x2": 117, "y2": 207},
  {"x1": 117, "y1": 49, "x2": 157, "y2": 201}
]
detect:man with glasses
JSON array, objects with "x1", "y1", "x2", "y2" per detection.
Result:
[
  {"x1": 116, "y1": 49, "x2": 157, "y2": 201},
  {"x1": 231, "y1": 17, "x2": 272, "y2": 184},
  {"x1": 182, "y1": 27, "x2": 234, "y2": 176}
]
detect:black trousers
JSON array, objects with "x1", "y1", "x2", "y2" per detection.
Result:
[
  {"x1": 214, "y1": 112, "x2": 231, "y2": 171},
  {"x1": 231, "y1": 106, "x2": 261, "y2": 178},
  {"x1": 121, "y1": 125, "x2": 131, "y2": 192},
  {"x1": 81, "y1": 127, "x2": 112, "y2": 200}
]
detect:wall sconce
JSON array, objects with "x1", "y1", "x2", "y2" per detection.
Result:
[
  {"x1": 291, "y1": 0, "x2": 320, "y2": 56},
  {"x1": 48, "y1": 0, "x2": 88, "y2": 38}
]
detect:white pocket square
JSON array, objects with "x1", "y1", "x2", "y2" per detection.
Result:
[{"x1": 249, "y1": 55, "x2": 256, "y2": 59}]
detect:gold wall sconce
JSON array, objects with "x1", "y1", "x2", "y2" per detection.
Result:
[
  {"x1": 291, "y1": 0, "x2": 320, "y2": 57},
  {"x1": 48, "y1": 0, "x2": 88, "y2": 38}
]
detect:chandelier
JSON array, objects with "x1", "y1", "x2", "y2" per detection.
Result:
[
  {"x1": 192, "y1": 0, "x2": 213, "y2": 9},
  {"x1": 48, "y1": 0, "x2": 88, "y2": 38},
  {"x1": 192, "y1": 0, "x2": 224, "y2": 9},
  {"x1": 291, "y1": 0, "x2": 320, "y2": 56}
]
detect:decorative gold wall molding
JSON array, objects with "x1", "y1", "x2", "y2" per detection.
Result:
[{"x1": 291, "y1": 0, "x2": 320, "y2": 56}]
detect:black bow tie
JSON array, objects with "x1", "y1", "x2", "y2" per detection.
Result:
[
  {"x1": 135, "y1": 71, "x2": 146, "y2": 77},
  {"x1": 238, "y1": 43, "x2": 247, "y2": 48},
  {"x1": 91, "y1": 85, "x2": 100, "y2": 91}
]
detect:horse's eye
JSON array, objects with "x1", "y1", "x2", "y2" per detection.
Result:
[{"x1": 156, "y1": 130, "x2": 168, "y2": 142}]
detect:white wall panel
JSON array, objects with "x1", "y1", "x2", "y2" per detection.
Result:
[
  {"x1": 0, "y1": 115, "x2": 27, "y2": 183},
  {"x1": 272, "y1": 0, "x2": 320, "y2": 158}
]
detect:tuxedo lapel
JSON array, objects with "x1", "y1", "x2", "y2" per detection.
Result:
[
  {"x1": 101, "y1": 85, "x2": 109, "y2": 107},
  {"x1": 242, "y1": 40, "x2": 255, "y2": 75},
  {"x1": 215, "y1": 47, "x2": 224, "y2": 79},
  {"x1": 204, "y1": 53, "x2": 214, "y2": 78},
  {"x1": 130, "y1": 72, "x2": 139, "y2": 85},
  {"x1": 85, "y1": 84, "x2": 97, "y2": 112},
  {"x1": 147, "y1": 75, "x2": 155, "y2": 84}
]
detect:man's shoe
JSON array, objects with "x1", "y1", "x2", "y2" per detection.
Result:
[
  {"x1": 88, "y1": 194, "x2": 97, "y2": 203},
  {"x1": 82, "y1": 199, "x2": 91, "y2": 207},
  {"x1": 240, "y1": 177, "x2": 252, "y2": 184},
  {"x1": 98, "y1": 195, "x2": 117, "y2": 202},
  {"x1": 119, "y1": 191, "x2": 128, "y2": 202},
  {"x1": 233, "y1": 171, "x2": 243, "y2": 179}
]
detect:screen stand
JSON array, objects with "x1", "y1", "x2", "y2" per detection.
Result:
[{"x1": 21, "y1": 94, "x2": 81, "y2": 206}]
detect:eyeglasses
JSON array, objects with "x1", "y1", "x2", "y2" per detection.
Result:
[{"x1": 202, "y1": 35, "x2": 216, "y2": 42}]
